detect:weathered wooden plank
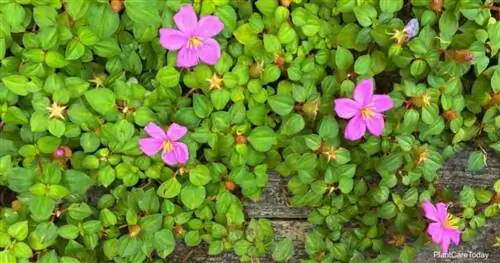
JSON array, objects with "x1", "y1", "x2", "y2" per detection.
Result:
[
  {"x1": 243, "y1": 173, "x2": 309, "y2": 219},
  {"x1": 168, "y1": 220, "x2": 311, "y2": 263},
  {"x1": 168, "y1": 218, "x2": 500, "y2": 262},
  {"x1": 169, "y1": 150, "x2": 500, "y2": 262},
  {"x1": 414, "y1": 216, "x2": 500, "y2": 262},
  {"x1": 244, "y1": 150, "x2": 500, "y2": 219}
]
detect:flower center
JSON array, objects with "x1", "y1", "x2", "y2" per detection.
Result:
[
  {"x1": 442, "y1": 214, "x2": 459, "y2": 230},
  {"x1": 163, "y1": 140, "x2": 173, "y2": 152},
  {"x1": 187, "y1": 36, "x2": 202, "y2": 48},
  {"x1": 391, "y1": 29, "x2": 407, "y2": 45},
  {"x1": 361, "y1": 107, "x2": 375, "y2": 119}
]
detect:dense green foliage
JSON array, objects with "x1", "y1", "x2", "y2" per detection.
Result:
[{"x1": 0, "y1": 0, "x2": 499, "y2": 262}]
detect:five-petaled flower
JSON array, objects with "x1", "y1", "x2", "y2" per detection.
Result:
[
  {"x1": 159, "y1": 4, "x2": 224, "y2": 68},
  {"x1": 422, "y1": 200, "x2": 461, "y2": 253},
  {"x1": 391, "y1": 18, "x2": 419, "y2": 45},
  {"x1": 334, "y1": 79, "x2": 393, "y2": 141},
  {"x1": 139, "y1": 122, "x2": 189, "y2": 166}
]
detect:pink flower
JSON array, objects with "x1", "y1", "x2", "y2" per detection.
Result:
[
  {"x1": 422, "y1": 200, "x2": 461, "y2": 253},
  {"x1": 159, "y1": 4, "x2": 224, "y2": 68},
  {"x1": 139, "y1": 122, "x2": 189, "y2": 166},
  {"x1": 334, "y1": 79, "x2": 393, "y2": 141}
]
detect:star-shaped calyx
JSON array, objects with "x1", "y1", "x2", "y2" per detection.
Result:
[
  {"x1": 207, "y1": 74, "x2": 223, "y2": 90},
  {"x1": 47, "y1": 102, "x2": 67, "y2": 120}
]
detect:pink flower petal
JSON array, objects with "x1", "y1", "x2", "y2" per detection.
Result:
[
  {"x1": 176, "y1": 47, "x2": 199, "y2": 68},
  {"x1": 139, "y1": 138, "x2": 163, "y2": 156},
  {"x1": 195, "y1": 16, "x2": 224, "y2": 38},
  {"x1": 174, "y1": 4, "x2": 198, "y2": 34},
  {"x1": 440, "y1": 235, "x2": 451, "y2": 253},
  {"x1": 448, "y1": 229, "x2": 461, "y2": 245},
  {"x1": 435, "y1": 203, "x2": 448, "y2": 222},
  {"x1": 371, "y1": 95, "x2": 393, "y2": 112},
  {"x1": 159, "y1": 28, "x2": 187, "y2": 50},
  {"x1": 366, "y1": 113, "x2": 385, "y2": 136},
  {"x1": 198, "y1": 38, "x2": 221, "y2": 65},
  {"x1": 334, "y1": 98, "x2": 360, "y2": 119},
  {"x1": 173, "y1": 142, "x2": 189, "y2": 164},
  {"x1": 427, "y1": 222, "x2": 444, "y2": 244},
  {"x1": 422, "y1": 200, "x2": 439, "y2": 222},
  {"x1": 162, "y1": 150, "x2": 177, "y2": 166},
  {"x1": 144, "y1": 123, "x2": 166, "y2": 139},
  {"x1": 344, "y1": 115, "x2": 366, "y2": 141},
  {"x1": 167, "y1": 123, "x2": 188, "y2": 141},
  {"x1": 354, "y1": 79, "x2": 374, "y2": 106}
]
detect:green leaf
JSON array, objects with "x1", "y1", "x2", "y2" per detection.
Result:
[
  {"x1": 2, "y1": 75, "x2": 30, "y2": 96},
  {"x1": 87, "y1": 3, "x2": 119, "y2": 38},
  {"x1": 65, "y1": 39, "x2": 85, "y2": 60},
  {"x1": 30, "y1": 196, "x2": 56, "y2": 221},
  {"x1": 354, "y1": 5, "x2": 377, "y2": 27},
  {"x1": 181, "y1": 185, "x2": 206, "y2": 210},
  {"x1": 8, "y1": 221, "x2": 28, "y2": 241},
  {"x1": 125, "y1": 0, "x2": 162, "y2": 26},
  {"x1": 0, "y1": 251, "x2": 16, "y2": 263},
  {"x1": 57, "y1": 225, "x2": 79, "y2": 240},
  {"x1": 248, "y1": 126, "x2": 278, "y2": 152},
  {"x1": 277, "y1": 23, "x2": 297, "y2": 44},
  {"x1": 66, "y1": 0, "x2": 90, "y2": 20},
  {"x1": 84, "y1": 88, "x2": 116, "y2": 116},
  {"x1": 156, "y1": 66, "x2": 180, "y2": 88},
  {"x1": 380, "y1": 0, "x2": 403, "y2": 13},
  {"x1": 234, "y1": 24, "x2": 258, "y2": 45},
  {"x1": 255, "y1": 0, "x2": 278, "y2": 17},
  {"x1": 98, "y1": 165, "x2": 116, "y2": 187},
  {"x1": 48, "y1": 119, "x2": 65, "y2": 137},
  {"x1": 4, "y1": 106, "x2": 28, "y2": 124},
  {"x1": 263, "y1": 34, "x2": 281, "y2": 53},
  {"x1": 272, "y1": 237, "x2": 295, "y2": 262},
  {"x1": 467, "y1": 151, "x2": 486, "y2": 172},
  {"x1": 281, "y1": 113, "x2": 305, "y2": 135},
  {"x1": 400, "y1": 246, "x2": 416, "y2": 263},
  {"x1": 189, "y1": 165, "x2": 212, "y2": 186},
  {"x1": 193, "y1": 94, "x2": 214, "y2": 118},
  {"x1": 335, "y1": 46, "x2": 354, "y2": 71},
  {"x1": 10, "y1": 242, "x2": 32, "y2": 259},
  {"x1": 45, "y1": 51, "x2": 69, "y2": 68},
  {"x1": 157, "y1": 178, "x2": 182, "y2": 198},
  {"x1": 268, "y1": 94, "x2": 295, "y2": 116},
  {"x1": 37, "y1": 136, "x2": 61, "y2": 154},
  {"x1": 154, "y1": 229, "x2": 175, "y2": 257}
]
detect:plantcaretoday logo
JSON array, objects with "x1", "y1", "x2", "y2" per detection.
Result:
[{"x1": 433, "y1": 251, "x2": 489, "y2": 260}]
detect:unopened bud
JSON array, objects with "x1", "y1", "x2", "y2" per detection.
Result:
[
  {"x1": 235, "y1": 135, "x2": 246, "y2": 144},
  {"x1": 128, "y1": 224, "x2": 141, "y2": 237},
  {"x1": 280, "y1": 0, "x2": 292, "y2": 7},
  {"x1": 249, "y1": 62, "x2": 264, "y2": 79},
  {"x1": 111, "y1": 0, "x2": 124, "y2": 13},
  {"x1": 224, "y1": 180, "x2": 236, "y2": 191},
  {"x1": 430, "y1": 0, "x2": 443, "y2": 13},
  {"x1": 443, "y1": 110, "x2": 457, "y2": 121}
]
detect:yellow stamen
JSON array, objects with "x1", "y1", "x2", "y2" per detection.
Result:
[
  {"x1": 390, "y1": 29, "x2": 407, "y2": 45},
  {"x1": 442, "y1": 214, "x2": 459, "y2": 230},
  {"x1": 361, "y1": 107, "x2": 375, "y2": 119},
  {"x1": 163, "y1": 140, "x2": 173, "y2": 152},
  {"x1": 47, "y1": 102, "x2": 67, "y2": 120},
  {"x1": 207, "y1": 74, "x2": 223, "y2": 90},
  {"x1": 188, "y1": 36, "x2": 202, "y2": 48}
]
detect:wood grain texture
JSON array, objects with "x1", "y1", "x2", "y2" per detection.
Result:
[{"x1": 169, "y1": 150, "x2": 500, "y2": 262}]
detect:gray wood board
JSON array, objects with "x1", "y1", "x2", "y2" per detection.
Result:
[{"x1": 169, "y1": 150, "x2": 500, "y2": 262}]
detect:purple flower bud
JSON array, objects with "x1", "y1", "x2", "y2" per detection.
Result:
[
  {"x1": 404, "y1": 19, "x2": 419, "y2": 41},
  {"x1": 55, "y1": 147, "x2": 65, "y2": 157}
]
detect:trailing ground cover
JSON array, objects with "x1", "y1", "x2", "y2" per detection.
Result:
[{"x1": 0, "y1": 0, "x2": 499, "y2": 262}]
